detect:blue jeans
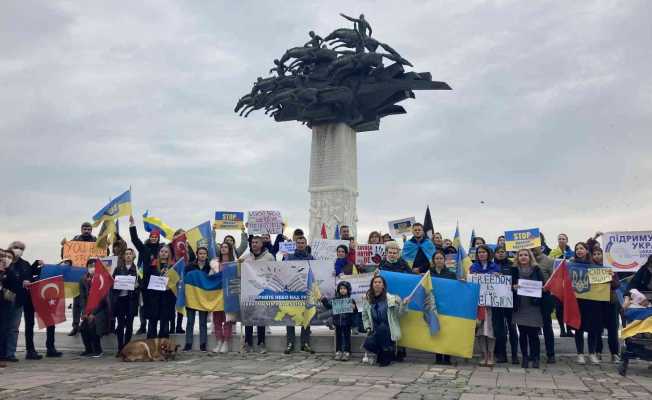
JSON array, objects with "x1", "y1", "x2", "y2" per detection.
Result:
[
  {"x1": 5, "y1": 303, "x2": 22, "y2": 358},
  {"x1": 185, "y1": 309, "x2": 207, "y2": 346}
]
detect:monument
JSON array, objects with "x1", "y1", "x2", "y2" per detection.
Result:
[{"x1": 236, "y1": 13, "x2": 451, "y2": 239}]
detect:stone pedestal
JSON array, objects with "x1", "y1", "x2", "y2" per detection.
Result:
[{"x1": 308, "y1": 123, "x2": 358, "y2": 240}]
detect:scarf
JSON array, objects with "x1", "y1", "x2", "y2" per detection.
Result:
[{"x1": 402, "y1": 237, "x2": 436, "y2": 263}]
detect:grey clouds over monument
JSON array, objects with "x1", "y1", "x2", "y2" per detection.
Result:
[{"x1": 236, "y1": 13, "x2": 451, "y2": 238}]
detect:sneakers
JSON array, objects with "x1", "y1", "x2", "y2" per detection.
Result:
[
  {"x1": 91, "y1": 352, "x2": 104, "y2": 358},
  {"x1": 213, "y1": 341, "x2": 223, "y2": 353},
  {"x1": 367, "y1": 355, "x2": 376, "y2": 365},
  {"x1": 301, "y1": 344, "x2": 315, "y2": 354},
  {"x1": 597, "y1": 353, "x2": 602, "y2": 361},
  {"x1": 258, "y1": 344, "x2": 267, "y2": 354},
  {"x1": 219, "y1": 341, "x2": 229, "y2": 354},
  {"x1": 284, "y1": 344, "x2": 294, "y2": 354},
  {"x1": 342, "y1": 352, "x2": 350, "y2": 361},
  {"x1": 241, "y1": 344, "x2": 253, "y2": 354},
  {"x1": 611, "y1": 354, "x2": 621, "y2": 363},
  {"x1": 200, "y1": 344, "x2": 207, "y2": 352},
  {"x1": 589, "y1": 354, "x2": 600, "y2": 364},
  {"x1": 176, "y1": 327, "x2": 185, "y2": 334},
  {"x1": 68, "y1": 327, "x2": 79, "y2": 336},
  {"x1": 334, "y1": 351, "x2": 342, "y2": 361},
  {"x1": 362, "y1": 352, "x2": 369, "y2": 364},
  {"x1": 25, "y1": 351, "x2": 43, "y2": 360},
  {"x1": 80, "y1": 350, "x2": 93, "y2": 357},
  {"x1": 46, "y1": 350, "x2": 63, "y2": 358},
  {"x1": 182, "y1": 344, "x2": 192, "y2": 352},
  {"x1": 577, "y1": 354, "x2": 586, "y2": 365}
]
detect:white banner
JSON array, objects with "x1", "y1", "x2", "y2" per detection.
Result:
[
  {"x1": 114, "y1": 275, "x2": 136, "y2": 291},
  {"x1": 387, "y1": 217, "x2": 416, "y2": 237},
  {"x1": 469, "y1": 274, "x2": 513, "y2": 308},
  {"x1": 147, "y1": 275, "x2": 168, "y2": 291},
  {"x1": 516, "y1": 279, "x2": 542, "y2": 298},
  {"x1": 603, "y1": 231, "x2": 652, "y2": 272},
  {"x1": 310, "y1": 239, "x2": 349, "y2": 261},
  {"x1": 246, "y1": 210, "x2": 283, "y2": 235}
]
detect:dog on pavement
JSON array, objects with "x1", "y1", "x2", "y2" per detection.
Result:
[{"x1": 118, "y1": 338, "x2": 180, "y2": 362}]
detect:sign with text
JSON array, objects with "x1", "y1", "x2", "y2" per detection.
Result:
[
  {"x1": 114, "y1": 275, "x2": 136, "y2": 291},
  {"x1": 517, "y1": 279, "x2": 542, "y2": 298},
  {"x1": 63, "y1": 241, "x2": 107, "y2": 268},
  {"x1": 279, "y1": 241, "x2": 296, "y2": 255},
  {"x1": 332, "y1": 298, "x2": 354, "y2": 315},
  {"x1": 147, "y1": 276, "x2": 169, "y2": 291},
  {"x1": 388, "y1": 217, "x2": 416, "y2": 237},
  {"x1": 603, "y1": 231, "x2": 652, "y2": 272},
  {"x1": 214, "y1": 211, "x2": 244, "y2": 230},
  {"x1": 504, "y1": 228, "x2": 541, "y2": 251},
  {"x1": 469, "y1": 274, "x2": 513, "y2": 308},
  {"x1": 310, "y1": 239, "x2": 349, "y2": 261},
  {"x1": 355, "y1": 244, "x2": 386, "y2": 265},
  {"x1": 337, "y1": 272, "x2": 375, "y2": 305},
  {"x1": 246, "y1": 210, "x2": 283, "y2": 234}
]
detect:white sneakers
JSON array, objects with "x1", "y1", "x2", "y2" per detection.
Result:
[
  {"x1": 611, "y1": 354, "x2": 621, "y2": 363},
  {"x1": 334, "y1": 351, "x2": 342, "y2": 360},
  {"x1": 577, "y1": 354, "x2": 586, "y2": 364},
  {"x1": 212, "y1": 340, "x2": 230, "y2": 354},
  {"x1": 361, "y1": 352, "x2": 375, "y2": 365},
  {"x1": 362, "y1": 352, "x2": 369, "y2": 363},
  {"x1": 589, "y1": 354, "x2": 600, "y2": 364}
]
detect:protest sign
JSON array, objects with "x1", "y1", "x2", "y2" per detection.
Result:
[
  {"x1": 517, "y1": 279, "x2": 542, "y2": 298},
  {"x1": 310, "y1": 260, "x2": 336, "y2": 298},
  {"x1": 279, "y1": 241, "x2": 296, "y2": 255},
  {"x1": 114, "y1": 275, "x2": 136, "y2": 291},
  {"x1": 445, "y1": 254, "x2": 457, "y2": 273},
  {"x1": 240, "y1": 260, "x2": 309, "y2": 326},
  {"x1": 469, "y1": 274, "x2": 513, "y2": 308},
  {"x1": 63, "y1": 241, "x2": 107, "y2": 268},
  {"x1": 388, "y1": 217, "x2": 416, "y2": 237},
  {"x1": 568, "y1": 263, "x2": 611, "y2": 301},
  {"x1": 246, "y1": 211, "x2": 283, "y2": 234},
  {"x1": 222, "y1": 262, "x2": 240, "y2": 314},
  {"x1": 214, "y1": 211, "x2": 244, "y2": 230},
  {"x1": 332, "y1": 298, "x2": 354, "y2": 315},
  {"x1": 355, "y1": 244, "x2": 386, "y2": 265},
  {"x1": 310, "y1": 239, "x2": 349, "y2": 261},
  {"x1": 99, "y1": 256, "x2": 118, "y2": 274},
  {"x1": 337, "y1": 272, "x2": 374, "y2": 305},
  {"x1": 603, "y1": 231, "x2": 652, "y2": 272},
  {"x1": 504, "y1": 228, "x2": 541, "y2": 251},
  {"x1": 148, "y1": 276, "x2": 169, "y2": 291}
]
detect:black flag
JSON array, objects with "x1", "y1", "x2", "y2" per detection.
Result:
[{"x1": 423, "y1": 206, "x2": 434, "y2": 239}]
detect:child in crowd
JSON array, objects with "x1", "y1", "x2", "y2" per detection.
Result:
[{"x1": 322, "y1": 281, "x2": 357, "y2": 361}]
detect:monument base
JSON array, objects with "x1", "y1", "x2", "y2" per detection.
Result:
[{"x1": 308, "y1": 123, "x2": 358, "y2": 240}]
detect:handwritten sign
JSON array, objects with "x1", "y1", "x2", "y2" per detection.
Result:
[
  {"x1": 63, "y1": 241, "x2": 107, "y2": 267},
  {"x1": 355, "y1": 244, "x2": 386, "y2": 265},
  {"x1": 147, "y1": 276, "x2": 169, "y2": 291},
  {"x1": 332, "y1": 298, "x2": 354, "y2": 315},
  {"x1": 246, "y1": 210, "x2": 283, "y2": 234},
  {"x1": 337, "y1": 272, "x2": 374, "y2": 305},
  {"x1": 114, "y1": 275, "x2": 136, "y2": 291},
  {"x1": 214, "y1": 211, "x2": 244, "y2": 230},
  {"x1": 504, "y1": 228, "x2": 541, "y2": 251},
  {"x1": 310, "y1": 239, "x2": 349, "y2": 261},
  {"x1": 388, "y1": 217, "x2": 416, "y2": 237},
  {"x1": 279, "y1": 241, "x2": 296, "y2": 255},
  {"x1": 469, "y1": 274, "x2": 513, "y2": 308},
  {"x1": 517, "y1": 279, "x2": 542, "y2": 298},
  {"x1": 603, "y1": 231, "x2": 652, "y2": 272}
]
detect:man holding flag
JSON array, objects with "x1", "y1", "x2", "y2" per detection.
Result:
[
  {"x1": 28, "y1": 274, "x2": 66, "y2": 358},
  {"x1": 78, "y1": 260, "x2": 113, "y2": 357}
]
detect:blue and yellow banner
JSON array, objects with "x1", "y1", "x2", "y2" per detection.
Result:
[
  {"x1": 167, "y1": 259, "x2": 185, "y2": 297},
  {"x1": 453, "y1": 224, "x2": 472, "y2": 279},
  {"x1": 380, "y1": 270, "x2": 479, "y2": 358},
  {"x1": 214, "y1": 211, "x2": 244, "y2": 230},
  {"x1": 184, "y1": 270, "x2": 223, "y2": 312},
  {"x1": 504, "y1": 228, "x2": 541, "y2": 252},
  {"x1": 143, "y1": 210, "x2": 176, "y2": 238},
  {"x1": 186, "y1": 221, "x2": 217, "y2": 259},
  {"x1": 567, "y1": 262, "x2": 612, "y2": 302},
  {"x1": 40, "y1": 264, "x2": 87, "y2": 298},
  {"x1": 92, "y1": 189, "x2": 132, "y2": 227},
  {"x1": 622, "y1": 307, "x2": 652, "y2": 339},
  {"x1": 222, "y1": 262, "x2": 240, "y2": 314}
]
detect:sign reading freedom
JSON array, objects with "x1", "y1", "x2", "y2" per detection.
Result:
[
  {"x1": 469, "y1": 274, "x2": 513, "y2": 308},
  {"x1": 63, "y1": 241, "x2": 107, "y2": 268}
]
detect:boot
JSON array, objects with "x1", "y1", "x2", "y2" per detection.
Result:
[
  {"x1": 26, "y1": 350, "x2": 42, "y2": 360},
  {"x1": 521, "y1": 358, "x2": 529, "y2": 369},
  {"x1": 68, "y1": 326, "x2": 79, "y2": 336},
  {"x1": 531, "y1": 358, "x2": 540, "y2": 369},
  {"x1": 511, "y1": 355, "x2": 519, "y2": 365}
]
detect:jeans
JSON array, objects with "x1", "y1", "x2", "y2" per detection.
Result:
[
  {"x1": 185, "y1": 309, "x2": 207, "y2": 346},
  {"x1": 5, "y1": 303, "x2": 22, "y2": 358},
  {"x1": 541, "y1": 293, "x2": 555, "y2": 357},
  {"x1": 244, "y1": 326, "x2": 265, "y2": 346},
  {"x1": 286, "y1": 325, "x2": 311, "y2": 347},
  {"x1": 213, "y1": 311, "x2": 233, "y2": 341},
  {"x1": 335, "y1": 325, "x2": 351, "y2": 353},
  {"x1": 115, "y1": 296, "x2": 135, "y2": 351},
  {"x1": 518, "y1": 325, "x2": 540, "y2": 361},
  {"x1": 23, "y1": 298, "x2": 36, "y2": 352}
]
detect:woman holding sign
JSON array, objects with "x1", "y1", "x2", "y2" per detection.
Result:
[
  {"x1": 512, "y1": 249, "x2": 544, "y2": 369},
  {"x1": 572, "y1": 242, "x2": 603, "y2": 365},
  {"x1": 143, "y1": 245, "x2": 175, "y2": 339},
  {"x1": 112, "y1": 248, "x2": 139, "y2": 353},
  {"x1": 470, "y1": 245, "x2": 500, "y2": 367}
]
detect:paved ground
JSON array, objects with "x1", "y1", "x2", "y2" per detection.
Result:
[{"x1": 1, "y1": 351, "x2": 652, "y2": 400}]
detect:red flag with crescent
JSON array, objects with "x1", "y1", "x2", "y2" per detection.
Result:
[
  {"x1": 171, "y1": 233, "x2": 189, "y2": 262},
  {"x1": 29, "y1": 275, "x2": 66, "y2": 329},
  {"x1": 84, "y1": 259, "x2": 114, "y2": 316}
]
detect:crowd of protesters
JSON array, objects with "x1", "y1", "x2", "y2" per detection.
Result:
[{"x1": 1, "y1": 217, "x2": 650, "y2": 370}]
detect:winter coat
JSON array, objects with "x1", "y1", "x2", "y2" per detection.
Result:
[
  {"x1": 512, "y1": 265, "x2": 544, "y2": 327},
  {"x1": 111, "y1": 263, "x2": 139, "y2": 317},
  {"x1": 430, "y1": 266, "x2": 456, "y2": 280},
  {"x1": 627, "y1": 263, "x2": 652, "y2": 293},
  {"x1": 362, "y1": 293, "x2": 407, "y2": 342},
  {"x1": 321, "y1": 281, "x2": 357, "y2": 326},
  {"x1": 241, "y1": 249, "x2": 275, "y2": 263},
  {"x1": 284, "y1": 249, "x2": 314, "y2": 261},
  {"x1": 7, "y1": 258, "x2": 37, "y2": 306},
  {"x1": 378, "y1": 258, "x2": 412, "y2": 274},
  {"x1": 79, "y1": 274, "x2": 110, "y2": 336},
  {"x1": 142, "y1": 261, "x2": 176, "y2": 321},
  {"x1": 129, "y1": 225, "x2": 163, "y2": 271},
  {"x1": 470, "y1": 261, "x2": 501, "y2": 274}
]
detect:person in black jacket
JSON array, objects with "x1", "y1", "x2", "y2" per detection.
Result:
[
  {"x1": 0, "y1": 248, "x2": 20, "y2": 363},
  {"x1": 142, "y1": 245, "x2": 175, "y2": 339},
  {"x1": 430, "y1": 250, "x2": 455, "y2": 364},
  {"x1": 321, "y1": 281, "x2": 357, "y2": 361},
  {"x1": 79, "y1": 265, "x2": 110, "y2": 357},
  {"x1": 129, "y1": 215, "x2": 164, "y2": 334},
  {"x1": 627, "y1": 255, "x2": 652, "y2": 294},
  {"x1": 378, "y1": 241, "x2": 413, "y2": 274},
  {"x1": 112, "y1": 248, "x2": 139, "y2": 353},
  {"x1": 493, "y1": 247, "x2": 519, "y2": 365}
]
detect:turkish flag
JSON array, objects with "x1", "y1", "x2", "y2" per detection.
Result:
[
  {"x1": 544, "y1": 260, "x2": 581, "y2": 330},
  {"x1": 29, "y1": 275, "x2": 66, "y2": 329},
  {"x1": 171, "y1": 233, "x2": 188, "y2": 262},
  {"x1": 84, "y1": 259, "x2": 114, "y2": 316},
  {"x1": 321, "y1": 223, "x2": 327, "y2": 239}
]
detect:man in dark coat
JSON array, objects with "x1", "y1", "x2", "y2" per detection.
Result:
[
  {"x1": 283, "y1": 236, "x2": 315, "y2": 354},
  {"x1": 79, "y1": 266, "x2": 110, "y2": 357}
]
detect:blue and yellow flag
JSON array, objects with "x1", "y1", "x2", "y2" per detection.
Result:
[
  {"x1": 184, "y1": 270, "x2": 223, "y2": 312},
  {"x1": 302, "y1": 265, "x2": 321, "y2": 328},
  {"x1": 453, "y1": 224, "x2": 472, "y2": 280},
  {"x1": 143, "y1": 210, "x2": 176, "y2": 239},
  {"x1": 40, "y1": 264, "x2": 87, "y2": 298},
  {"x1": 92, "y1": 189, "x2": 132, "y2": 227},
  {"x1": 402, "y1": 238, "x2": 435, "y2": 267},
  {"x1": 622, "y1": 307, "x2": 652, "y2": 339},
  {"x1": 567, "y1": 262, "x2": 612, "y2": 302},
  {"x1": 406, "y1": 271, "x2": 439, "y2": 335},
  {"x1": 380, "y1": 270, "x2": 479, "y2": 358},
  {"x1": 166, "y1": 259, "x2": 186, "y2": 315},
  {"x1": 186, "y1": 221, "x2": 216, "y2": 259}
]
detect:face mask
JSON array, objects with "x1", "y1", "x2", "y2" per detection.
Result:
[
  {"x1": 88, "y1": 268, "x2": 95, "y2": 275},
  {"x1": 12, "y1": 249, "x2": 23, "y2": 258}
]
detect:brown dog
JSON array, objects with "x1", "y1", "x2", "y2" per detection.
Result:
[{"x1": 119, "y1": 338, "x2": 180, "y2": 362}]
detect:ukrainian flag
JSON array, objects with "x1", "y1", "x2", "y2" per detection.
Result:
[
  {"x1": 568, "y1": 262, "x2": 611, "y2": 301},
  {"x1": 380, "y1": 270, "x2": 480, "y2": 358},
  {"x1": 166, "y1": 259, "x2": 186, "y2": 314},
  {"x1": 92, "y1": 189, "x2": 132, "y2": 227},
  {"x1": 406, "y1": 271, "x2": 440, "y2": 335},
  {"x1": 621, "y1": 308, "x2": 652, "y2": 340},
  {"x1": 143, "y1": 210, "x2": 176, "y2": 239},
  {"x1": 184, "y1": 270, "x2": 223, "y2": 312},
  {"x1": 186, "y1": 221, "x2": 217, "y2": 259},
  {"x1": 302, "y1": 265, "x2": 321, "y2": 328},
  {"x1": 453, "y1": 224, "x2": 472, "y2": 280},
  {"x1": 40, "y1": 264, "x2": 87, "y2": 298}
]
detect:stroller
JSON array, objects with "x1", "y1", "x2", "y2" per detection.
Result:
[{"x1": 617, "y1": 289, "x2": 652, "y2": 376}]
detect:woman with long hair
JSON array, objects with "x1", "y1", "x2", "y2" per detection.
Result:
[
  {"x1": 183, "y1": 247, "x2": 211, "y2": 352},
  {"x1": 512, "y1": 249, "x2": 544, "y2": 368},
  {"x1": 572, "y1": 242, "x2": 603, "y2": 365},
  {"x1": 142, "y1": 245, "x2": 175, "y2": 338},
  {"x1": 212, "y1": 242, "x2": 236, "y2": 353},
  {"x1": 470, "y1": 245, "x2": 500, "y2": 366},
  {"x1": 592, "y1": 246, "x2": 621, "y2": 362}
]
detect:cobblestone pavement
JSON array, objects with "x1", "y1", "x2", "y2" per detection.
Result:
[{"x1": 1, "y1": 351, "x2": 652, "y2": 400}]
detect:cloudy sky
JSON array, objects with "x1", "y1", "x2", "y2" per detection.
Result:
[{"x1": 2, "y1": 1, "x2": 651, "y2": 261}]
